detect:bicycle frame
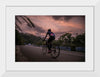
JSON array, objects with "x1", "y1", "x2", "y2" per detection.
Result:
[{"x1": 42, "y1": 40, "x2": 60, "y2": 59}]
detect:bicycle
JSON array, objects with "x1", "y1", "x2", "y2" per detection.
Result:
[{"x1": 42, "y1": 40, "x2": 60, "y2": 59}]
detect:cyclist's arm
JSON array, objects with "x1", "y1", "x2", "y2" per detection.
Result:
[{"x1": 44, "y1": 33, "x2": 48, "y2": 40}]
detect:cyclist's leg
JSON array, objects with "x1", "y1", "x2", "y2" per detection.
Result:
[
  {"x1": 49, "y1": 37, "x2": 55, "y2": 50},
  {"x1": 49, "y1": 42, "x2": 52, "y2": 50},
  {"x1": 47, "y1": 38, "x2": 51, "y2": 50},
  {"x1": 47, "y1": 37, "x2": 55, "y2": 52},
  {"x1": 47, "y1": 38, "x2": 53, "y2": 53}
]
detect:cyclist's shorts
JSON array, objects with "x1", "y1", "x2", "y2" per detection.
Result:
[{"x1": 48, "y1": 37, "x2": 55, "y2": 43}]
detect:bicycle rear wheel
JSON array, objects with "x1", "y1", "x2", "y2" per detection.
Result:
[{"x1": 51, "y1": 46, "x2": 60, "y2": 59}]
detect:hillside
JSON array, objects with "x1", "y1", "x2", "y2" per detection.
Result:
[{"x1": 16, "y1": 30, "x2": 42, "y2": 45}]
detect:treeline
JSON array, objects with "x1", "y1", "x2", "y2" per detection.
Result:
[
  {"x1": 52, "y1": 33, "x2": 85, "y2": 51},
  {"x1": 16, "y1": 30, "x2": 85, "y2": 51},
  {"x1": 57, "y1": 32, "x2": 85, "y2": 47}
]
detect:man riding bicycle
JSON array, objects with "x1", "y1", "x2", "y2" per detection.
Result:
[{"x1": 44, "y1": 29, "x2": 55, "y2": 53}]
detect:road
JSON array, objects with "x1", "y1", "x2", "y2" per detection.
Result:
[{"x1": 16, "y1": 45, "x2": 85, "y2": 62}]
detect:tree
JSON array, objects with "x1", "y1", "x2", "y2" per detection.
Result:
[
  {"x1": 15, "y1": 16, "x2": 35, "y2": 31},
  {"x1": 16, "y1": 30, "x2": 25, "y2": 45},
  {"x1": 58, "y1": 33, "x2": 73, "y2": 46},
  {"x1": 73, "y1": 33, "x2": 85, "y2": 47}
]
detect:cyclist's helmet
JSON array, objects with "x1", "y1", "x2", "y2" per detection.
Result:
[{"x1": 48, "y1": 29, "x2": 51, "y2": 32}]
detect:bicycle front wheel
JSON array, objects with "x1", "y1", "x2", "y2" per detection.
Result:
[{"x1": 42, "y1": 45, "x2": 47, "y2": 55}]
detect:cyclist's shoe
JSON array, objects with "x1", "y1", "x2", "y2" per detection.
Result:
[{"x1": 48, "y1": 50, "x2": 51, "y2": 53}]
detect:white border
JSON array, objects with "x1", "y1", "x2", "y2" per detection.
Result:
[
  {"x1": 0, "y1": 0, "x2": 100, "y2": 77},
  {"x1": 6, "y1": 6, "x2": 93, "y2": 71}
]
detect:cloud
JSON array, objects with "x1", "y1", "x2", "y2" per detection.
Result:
[
  {"x1": 52, "y1": 16, "x2": 73, "y2": 21},
  {"x1": 34, "y1": 25, "x2": 46, "y2": 33},
  {"x1": 52, "y1": 16, "x2": 85, "y2": 22}
]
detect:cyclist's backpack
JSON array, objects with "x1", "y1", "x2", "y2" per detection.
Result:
[{"x1": 50, "y1": 32, "x2": 55, "y2": 37}]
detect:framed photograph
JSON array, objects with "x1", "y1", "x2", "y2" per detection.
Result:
[{"x1": 0, "y1": 0, "x2": 99, "y2": 77}]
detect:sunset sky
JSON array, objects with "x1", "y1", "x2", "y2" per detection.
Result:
[{"x1": 16, "y1": 16, "x2": 85, "y2": 39}]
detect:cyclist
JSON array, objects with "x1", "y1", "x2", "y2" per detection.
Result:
[{"x1": 44, "y1": 29, "x2": 55, "y2": 53}]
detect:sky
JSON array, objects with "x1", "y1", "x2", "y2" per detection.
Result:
[{"x1": 16, "y1": 16, "x2": 85, "y2": 39}]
